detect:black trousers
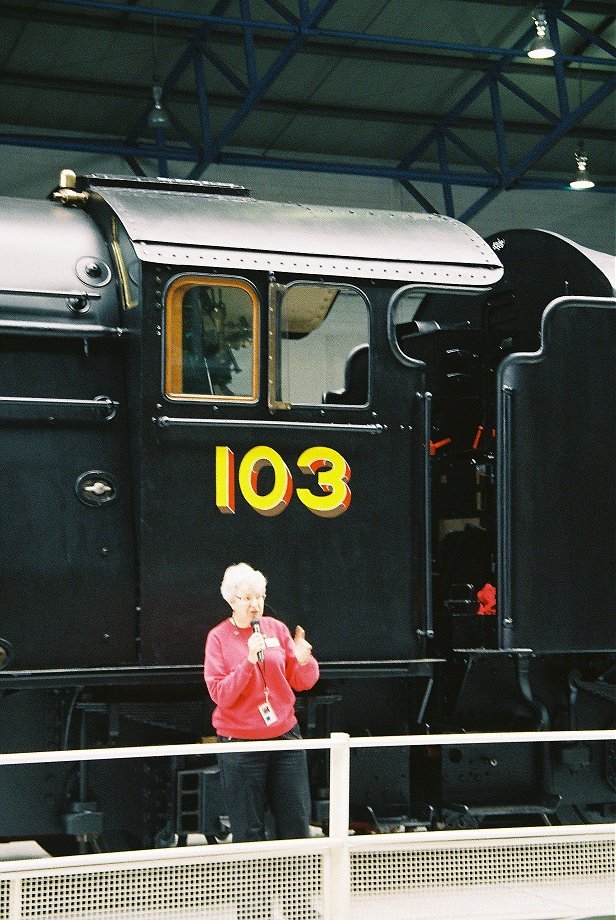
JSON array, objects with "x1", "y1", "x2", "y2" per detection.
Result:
[
  {"x1": 217, "y1": 725, "x2": 320, "y2": 920},
  {"x1": 217, "y1": 723, "x2": 311, "y2": 843}
]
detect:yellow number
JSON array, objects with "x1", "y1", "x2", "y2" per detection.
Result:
[
  {"x1": 215, "y1": 446, "x2": 235, "y2": 514},
  {"x1": 296, "y1": 446, "x2": 351, "y2": 518},
  {"x1": 238, "y1": 446, "x2": 293, "y2": 517}
]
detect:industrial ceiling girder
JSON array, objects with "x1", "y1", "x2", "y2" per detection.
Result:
[
  {"x1": 36, "y1": 0, "x2": 614, "y2": 66},
  {"x1": 188, "y1": 0, "x2": 340, "y2": 177},
  {"x1": 3, "y1": 69, "x2": 613, "y2": 143},
  {"x1": 1, "y1": 0, "x2": 613, "y2": 220},
  {"x1": 2, "y1": 2, "x2": 611, "y2": 80},
  {"x1": 394, "y1": 4, "x2": 615, "y2": 217}
]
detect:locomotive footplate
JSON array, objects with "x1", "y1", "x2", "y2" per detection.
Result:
[
  {"x1": 0, "y1": 659, "x2": 443, "y2": 690},
  {"x1": 441, "y1": 794, "x2": 561, "y2": 830},
  {"x1": 0, "y1": 665, "x2": 207, "y2": 691},
  {"x1": 318, "y1": 658, "x2": 444, "y2": 679}
]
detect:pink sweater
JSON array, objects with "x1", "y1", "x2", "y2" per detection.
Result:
[{"x1": 204, "y1": 616, "x2": 319, "y2": 739}]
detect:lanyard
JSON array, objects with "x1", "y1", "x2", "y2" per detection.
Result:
[{"x1": 256, "y1": 659, "x2": 269, "y2": 702}]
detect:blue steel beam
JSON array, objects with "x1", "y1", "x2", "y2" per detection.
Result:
[
  {"x1": 123, "y1": 0, "x2": 236, "y2": 177},
  {"x1": 547, "y1": 9, "x2": 571, "y2": 119},
  {"x1": 190, "y1": 0, "x2": 339, "y2": 176},
  {"x1": 459, "y1": 72, "x2": 616, "y2": 221},
  {"x1": 435, "y1": 131, "x2": 455, "y2": 217},
  {"x1": 121, "y1": 0, "x2": 339, "y2": 180},
  {"x1": 396, "y1": 4, "x2": 614, "y2": 219},
  {"x1": 0, "y1": 128, "x2": 613, "y2": 195},
  {"x1": 2, "y1": 0, "x2": 613, "y2": 216},
  {"x1": 262, "y1": 0, "x2": 299, "y2": 25},
  {"x1": 489, "y1": 76, "x2": 510, "y2": 181},
  {"x1": 201, "y1": 43, "x2": 249, "y2": 95},
  {"x1": 240, "y1": 0, "x2": 259, "y2": 90},
  {"x1": 37, "y1": 0, "x2": 613, "y2": 67},
  {"x1": 398, "y1": 181, "x2": 439, "y2": 215},
  {"x1": 558, "y1": 9, "x2": 616, "y2": 55},
  {"x1": 496, "y1": 75, "x2": 559, "y2": 125},
  {"x1": 442, "y1": 129, "x2": 499, "y2": 180}
]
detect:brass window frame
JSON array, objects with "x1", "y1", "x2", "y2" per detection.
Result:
[{"x1": 164, "y1": 274, "x2": 260, "y2": 403}]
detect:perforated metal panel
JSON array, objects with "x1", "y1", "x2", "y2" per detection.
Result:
[
  {"x1": 1, "y1": 830, "x2": 613, "y2": 919},
  {"x1": 16, "y1": 852, "x2": 323, "y2": 919},
  {"x1": 350, "y1": 836, "x2": 614, "y2": 894},
  {"x1": 0, "y1": 879, "x2": 9, "y2": 920}
]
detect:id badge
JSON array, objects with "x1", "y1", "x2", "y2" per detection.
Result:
[{"x1": 258, "y1": 701, "x2": 278, "y2": 726}]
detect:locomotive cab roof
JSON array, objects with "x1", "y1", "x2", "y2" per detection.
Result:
[{"x1": 72, "y1": 173, "x2": 504, "y2": 289}]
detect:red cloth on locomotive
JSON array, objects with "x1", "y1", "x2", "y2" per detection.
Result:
[{"x1": 477, "y1": 582, "x2": 497, "y2": 616}]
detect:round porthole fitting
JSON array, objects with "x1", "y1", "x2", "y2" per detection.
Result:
[
  {"x1": 76, "y1": 471, "x2": 118, "y2": 507},
  {"x1": 76, "y1": 256, "x2": 112, "y2": 287},
  {"x1": 0, "y1": 639, "x2": 14, "y2": 670}
]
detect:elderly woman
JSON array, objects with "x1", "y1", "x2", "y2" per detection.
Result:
[{"x1": 204, "y1": 562, "x2": 319, "y2": 843}]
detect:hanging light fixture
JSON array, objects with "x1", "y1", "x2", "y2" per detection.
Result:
[
  {"x1": 569, "y1": 143, "x2": 595, "y2": 190},
  {"x1": 569, "y1": 67, "x2": 595, "y2": 190},
  {"x1": 147, "y1": 84, "x2": 172, "y2": 131},
  {"x1": 147, "y1": 16, "x2": 171, "y2": 132},
  {"x1": 527, "y1": 8, "x2": 556, "y2": 59}
]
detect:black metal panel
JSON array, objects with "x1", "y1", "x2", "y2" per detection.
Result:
[
  {"x1": 497, "y1": 297, "x2": 615, "y2": 652},
  {"x1": 0, "y1": 336, "x2": 137, "y2": 668},
  {"x1": 0, "y1": 691, "x2": 70, "y2": 836}
]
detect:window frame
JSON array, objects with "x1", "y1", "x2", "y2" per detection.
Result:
[
  {"x1": 163, "y1": 273, "x2": 261, "y2": 403},
  {"x1": 269, "y1": 278, "x2": 372, "y2": 411}
]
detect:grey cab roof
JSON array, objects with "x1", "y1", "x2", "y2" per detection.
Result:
[{"x1": 92, "y1": 179, "x2": 504, "y2": 288}]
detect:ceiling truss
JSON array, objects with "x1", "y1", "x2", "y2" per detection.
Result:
[{"x1": 0, "y1": 0, "x2": 614, "y2": 219}]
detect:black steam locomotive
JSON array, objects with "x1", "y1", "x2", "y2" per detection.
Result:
[{"x1": 0, "y1": 172, "x2": 613, "y2": 853}]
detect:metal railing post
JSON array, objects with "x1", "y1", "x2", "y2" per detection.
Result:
[
  {"x1": 9, "y1": 876, "x2": 22, "y2": 920},
  {"x1": 327, "y1": 732, "x2": 351, "y2": 919}
]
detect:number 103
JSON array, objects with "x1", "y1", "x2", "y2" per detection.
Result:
[{"x1": 215, "y1": 445, "x2": 352, "y2": 518}]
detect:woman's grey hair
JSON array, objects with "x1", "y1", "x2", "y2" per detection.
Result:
[{"x1": 220, "y1": 562, "x2": 267, "y2": 604}]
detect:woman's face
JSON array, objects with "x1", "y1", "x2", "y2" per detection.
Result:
[{"x1": 230, "y1": 583, "x2": 266, "y2": 622}]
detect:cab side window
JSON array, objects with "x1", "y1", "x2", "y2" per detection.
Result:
[
  {"x1": 277, "y1": 283, "x2": 370, "y2": 407},
  {"x1": 165, "y1": 276, "x2": 259, "y2": 401}
]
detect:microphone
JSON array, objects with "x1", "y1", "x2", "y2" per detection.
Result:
[{"x1": 250, "y1": 618, "x2": 264, "y2": 661}]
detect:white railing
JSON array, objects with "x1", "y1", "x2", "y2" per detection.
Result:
[{"x1": 0, "y1": 729, "x2": 615, "y2": 920}]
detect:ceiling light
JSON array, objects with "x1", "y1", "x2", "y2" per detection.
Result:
[
  {"x1": 527, "y1": 9, "x2": 556, "y2": 59},
  {"x1": 569, "y1": 148, "x2": 595, "y2": 190},
  {"x1": 147, "y1": 84, "x2": 171, "y2": 131}
]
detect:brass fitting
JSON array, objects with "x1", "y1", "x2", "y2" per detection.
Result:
[{"x1": 52, "y1": 169, "x2": 90, "y2": 206}]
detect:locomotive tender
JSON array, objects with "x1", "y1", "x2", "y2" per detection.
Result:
[{"x1": 0, "y1": 171, "x2": 614, "y2": 852}]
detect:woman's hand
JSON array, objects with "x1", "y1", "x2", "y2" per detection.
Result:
[
  {"x1": 293, "y1": 626, "x2": 312, "y2": 665},
  {"x1": 247, "y1": 630, "x2": 266, "y2": 664}
]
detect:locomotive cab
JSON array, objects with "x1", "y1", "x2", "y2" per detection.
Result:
[{"x1": 26, "y1": 172, "x2": 503, "y2": 675}]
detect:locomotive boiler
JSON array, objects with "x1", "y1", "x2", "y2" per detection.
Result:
[{"x1": 0, "y1": 171, "x2": 613, "y2": 853}]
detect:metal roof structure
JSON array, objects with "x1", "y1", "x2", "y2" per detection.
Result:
[
  {"x1": 80, "y1": 174, "x2": 503, "y2": 282},
  {"x1": 0, "y1": 0, "x2": 614, "y2": 223}
]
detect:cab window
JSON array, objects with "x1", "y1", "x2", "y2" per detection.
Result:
[
  {"x1": 276, "y1": 282, "x2": 370, "y2": 407},
  {"x1": 165, "y1": 276, "x2": 259, "y2": 401}
]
